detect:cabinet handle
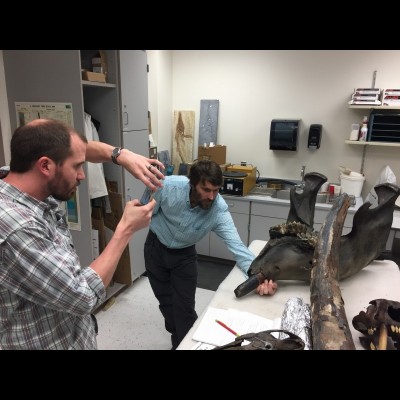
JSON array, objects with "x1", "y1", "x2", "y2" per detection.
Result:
[{"x1": 123, "y1": 111, "x2": 129, "y2": 126}]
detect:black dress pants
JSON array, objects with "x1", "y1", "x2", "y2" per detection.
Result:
[{"x1": 144, "y1": 230, "x2": 198, "y2": 349}]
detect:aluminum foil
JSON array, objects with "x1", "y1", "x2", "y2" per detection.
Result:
[{"x1": 279, "y1": 297, "x2": 312, "y2": 350}]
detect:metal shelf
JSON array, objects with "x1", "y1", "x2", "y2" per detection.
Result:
[
  {"x1": 82, "y1": 80, "x2": 116, "y2": 88},
  {"x1": 345, "y1": 140, "x2": 400, "y2": 147},
  {"x1": 349, "y1": 105, "x2": 400, "y2": 110}
]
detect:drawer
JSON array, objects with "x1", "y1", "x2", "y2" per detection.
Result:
[
  {"x1": 223, "y1": 198, "x2": 250, "y2": 214},
  {"x1": 251, "y1": 202, "x2": 289, "y2": 219}
]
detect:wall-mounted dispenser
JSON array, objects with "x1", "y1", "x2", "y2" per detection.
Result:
[
  {"x1": 308, "y1": 124, "x2": 322, "y2": 149},
  {"x1": 269, "y1": 119, "x2": 300, "y2": 151}
]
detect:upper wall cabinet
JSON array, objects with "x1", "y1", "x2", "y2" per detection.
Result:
[{"x1": 119, "y1": 50, "x2": 148, "y2": 132}]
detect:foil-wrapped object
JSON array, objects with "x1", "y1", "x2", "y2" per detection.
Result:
[{"x1": 279, "y1": 297, "x2": 312, "y2": 350}]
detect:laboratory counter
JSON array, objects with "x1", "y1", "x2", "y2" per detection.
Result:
[{"x1": 178, "y1": 240, "x2": 400, "y2": 350}]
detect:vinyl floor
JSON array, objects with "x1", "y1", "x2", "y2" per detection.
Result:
[{"x1": 95, "y1": 257, "x2": 234, "y2": 350}]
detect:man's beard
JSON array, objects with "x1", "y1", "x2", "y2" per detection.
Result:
[
  {"x1": 49, "y1": 173, "x2": 79, "y2": 202},
  {"x1": 191, "y1": 187, "x2": 214, "y2": 210}
]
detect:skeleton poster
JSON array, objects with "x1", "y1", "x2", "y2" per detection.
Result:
[{"x1": 172, "y1": 111, "x2": 194, "y2": 173}]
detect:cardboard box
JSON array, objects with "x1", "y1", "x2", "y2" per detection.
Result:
[
  {"x1": 104, "y1": 226, "x2": 132, "y2": 285},
  {"x1": 91, "y1": 207, "x2": 106, "y2": 253},
  {"x1": 198, "y1": 145, "x2": 227, "y2": 165},
  {"x1": 187, "y1": 162, "x2": 230, "y2": 173},
  {"x1": 91, "y1": 50, "x2": 108, "y2": 77},
  {"x1": 81, "y1": 70, "x2": 106, "y2": 83},
  {"x1": 219, "y1": 163, "x2": 231, "y2": 172},
  {"x1": 103, "y1": 190, "x2": 132, "y2": 286}
]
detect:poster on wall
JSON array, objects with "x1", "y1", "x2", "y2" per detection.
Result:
[
  {"x1": 15, "y1": 102, "x2": 74, "y2": 127},
  {"x1": 14, "y1": 102, "x2": 81, "y2": 231},
  {"x1": 199, "y1": 99, "x2": 219, "y2": 146},
  {"x1": 172, "y1": 110, "x2": 195, "y2": 173},
  {"x1": 59, "y1": 189, "x2": 81, "y2": 231}
]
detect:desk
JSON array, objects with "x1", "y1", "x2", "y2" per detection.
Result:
[{"x1": 178, "y1": 240, "x2": 400, "y2": 350}]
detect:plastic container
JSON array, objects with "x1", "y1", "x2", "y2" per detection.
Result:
[
  {"x1": 340, "y1": 173, "x2": 365, "y2": 197},
  {"x1": 359, "y1": 116, "x2": 368, "y2": 141},
  {"x1": 349, "y1": 124, "x2": 360, "y2": 141}
]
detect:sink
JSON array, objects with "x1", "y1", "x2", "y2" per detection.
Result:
[
  {"x1": 275, "y1": 189, "x2": 328, "y2": 203},
  {"x1": 249, "y1": 185, "x2": 328, "y2": 204},
  {"x1": 248, "y1": 186, "x2": 277, "y2": 197},
  {"x1": 249, "y1": 179, "x2": 298, "y2": 197}
]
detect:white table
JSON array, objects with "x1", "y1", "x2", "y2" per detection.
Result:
[{"x1": 178, "y1": 240, "x2": 400, "y2": 350}]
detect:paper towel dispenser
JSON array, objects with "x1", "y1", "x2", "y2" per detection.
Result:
[{"x1": 270, "y1": 119, "x2": 300, "y2": 151}]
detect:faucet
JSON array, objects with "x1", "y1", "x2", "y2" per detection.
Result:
[
  {"x1": 295, "y1": 165, "x2": 306, "y2": 192},
  {"x1": 300, "y1": 165, "x2": 306, "y2": 182}
]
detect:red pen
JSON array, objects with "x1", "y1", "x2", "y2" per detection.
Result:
[{"x1": 215, "y1": 319, "x2": 240, "y2": 337}]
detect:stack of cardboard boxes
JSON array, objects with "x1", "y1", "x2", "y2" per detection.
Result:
[
  {"x1": 81, "y1": 50, "x2": 108, "y2": 83},
  {"x1": 91, "y1": 181, "x2": 132, "y2": 286}
]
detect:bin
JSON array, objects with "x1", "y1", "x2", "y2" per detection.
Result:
[{"x1": 340, "y1": 173, "x2": 365, "y2": 197}]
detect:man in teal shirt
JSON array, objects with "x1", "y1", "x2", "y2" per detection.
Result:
[{"x1": 144, "y1": 160, "x2": 277, "y2": 349}]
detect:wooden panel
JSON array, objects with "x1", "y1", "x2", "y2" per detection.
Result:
[{"x1": 172, "y1": 110, "x2": 194, "y2": 172}]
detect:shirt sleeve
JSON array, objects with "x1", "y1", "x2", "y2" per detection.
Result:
[
  {"x1": 212, "y1": 208, "x2": 256, "y2": 278},
  {"x1": 0, "y1": 225, "x2": 106, "y2": 315}
]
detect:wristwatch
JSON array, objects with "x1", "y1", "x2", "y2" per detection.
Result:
[{"x1": 111, "y1": 147, "x2": 123, "y2": 165}]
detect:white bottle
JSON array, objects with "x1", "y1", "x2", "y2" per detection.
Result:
[{"x1": 359, "y1": 116, "x2": 368, "y2": 141}]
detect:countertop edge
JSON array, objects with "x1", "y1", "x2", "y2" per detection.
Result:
[{"x1": 222, "y1": 193, "x2": 363, "y2": 213}]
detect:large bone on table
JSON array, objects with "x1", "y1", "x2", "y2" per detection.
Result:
[{"x1": 310, "y1": 194, "x2": 356, "y2": 350}]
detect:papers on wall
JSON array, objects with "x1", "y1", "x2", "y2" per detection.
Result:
[{"x1": 192, "y1": 307, "x2": 281, "y2": 347}]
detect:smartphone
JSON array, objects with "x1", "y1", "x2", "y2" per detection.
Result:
[{"x1": 140, "y1": 187, "x2": 154, "y2": 205}]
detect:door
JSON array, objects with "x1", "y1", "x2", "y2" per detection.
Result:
[
  {"x1": 119, "y1": 50, "x2": 148, "y2": 132},
  {"x1": 123, "y1": 130, "x2": 149, "y2": 281}
]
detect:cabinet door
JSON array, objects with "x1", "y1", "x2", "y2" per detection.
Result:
[
  {"x1": 249, "y1": 215, "x2": 286, "y2": 244},
  {"x1": 119, "y1": 50, "x2": 148, "y2": 132},
  {"x1": 123, "y1": 131, "x2": 149, "y2": 281},
  {"x1": 249, "y1": 201, "x2": 289, "y2": 244},
  {"x1": 209, "y1": 212, "x2": 250, "y2": 260},
  {"x1": 196, "y1": 234, "x2": 210, "y2": 256},
  {"x1": 314, "y1": 208, "x2": 354, "y2": 235},
  {"x1": 209, "y1": 199, "x2": 250, "y2": 260}
]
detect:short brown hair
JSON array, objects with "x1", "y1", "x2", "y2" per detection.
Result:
[
  {"x1": 10, "y1": 119, "x2": 87, "y2": 173},
  {"x1": 188, "y1": 160, "x2": 223, "y2": 187}
]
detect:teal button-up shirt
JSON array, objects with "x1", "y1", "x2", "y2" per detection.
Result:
[{"x1": 150, "y1": 175, "x2": 255, "y2": 276}]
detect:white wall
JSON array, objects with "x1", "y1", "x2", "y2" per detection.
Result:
[
  {"x1": 1, "y1": 50, "x2": 399, "y2": 199},
  {"x1": 147, "y1": 50, "x2": 173, "y2": 152},
  {"x1": 148, "y1": 50, "x2": 400, "y2": 199}
]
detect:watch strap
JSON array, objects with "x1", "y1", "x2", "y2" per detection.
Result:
[{"x1": 111, "y1": 147, "x2": 122, "y2": 165}]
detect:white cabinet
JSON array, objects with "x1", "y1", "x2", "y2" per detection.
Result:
[
  {"x1": 314, "y1": 208, "x2": 354, "y2": 235},
  {"x1": 88, "y1": 50, "x2": 150, "y2": 282},
  {"x1": 249, "y1": 201, "x2": 355, "y2": 242},
  {"x1": 249, "y1": 201, "x2": 288, "y2": 243},
  {"x1": 196, "y1": 233, "x2": 210, "y2": 256},
  {"x1": 122, "y1": 131, "x2": 149, "y2": 280},
  {"x1": 198, "y1": 196, "x2": 359, "y2": 260},
  {"x1": 119, "y1": 50, "x2": 148, "y2": 132},
  {"x1": 210, "y1": 199, "x2": 250, "y2": 260}
]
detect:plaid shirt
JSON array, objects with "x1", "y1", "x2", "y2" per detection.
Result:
[{"x1": 0, "y1": 177, "x2": 106, "y2": 349}]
